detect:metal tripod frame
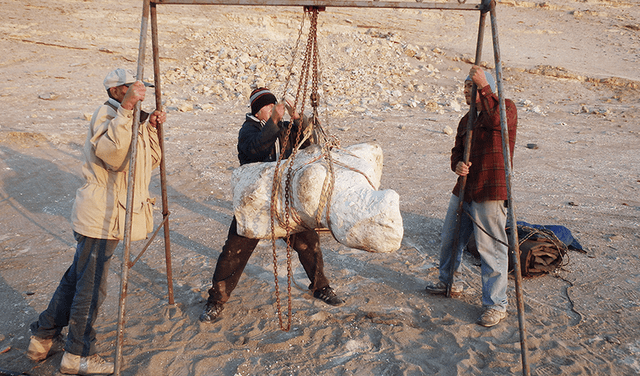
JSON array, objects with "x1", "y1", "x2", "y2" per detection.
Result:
[{"x1": 116, "y1": 1, "x2": 530, "y2": 375}]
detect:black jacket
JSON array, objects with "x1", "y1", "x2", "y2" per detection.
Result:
[{"x1": 237, "y1": 113, "x2": 307, "y2": 166}]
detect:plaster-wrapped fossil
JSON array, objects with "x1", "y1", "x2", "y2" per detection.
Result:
[{"x1": 232, "y1": 143, "x2": 403, "y2": 253}]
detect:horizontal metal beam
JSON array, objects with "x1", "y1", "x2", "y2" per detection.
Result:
[{"x1": 151, "y1": 0, "x2": 484, "y2": 11}]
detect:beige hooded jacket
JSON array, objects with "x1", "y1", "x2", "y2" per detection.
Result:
[{"x1": 71, "y1": 98, "x2": 161, "y2": 241}]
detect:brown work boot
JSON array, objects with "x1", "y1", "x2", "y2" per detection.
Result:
[
  {"x1": 27, "y1": 335, "x2": 63, "y2": 362},
  {"x1": 60, "y1": 352, "x2": 114, "y2": 375}
]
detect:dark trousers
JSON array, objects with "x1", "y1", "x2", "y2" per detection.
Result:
[
  {"x1": 207, "y1": 217, "x2": 330, "y2": 304},
  {"x1": 31, "y1": 232, "x2": 118, "y2": 357}
]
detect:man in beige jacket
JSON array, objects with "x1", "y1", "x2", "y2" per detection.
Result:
[{"x1": 26, "y1": 68, "x2": 165, "y2": 375}]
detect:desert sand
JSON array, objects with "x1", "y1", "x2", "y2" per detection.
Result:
[{"x1": 0, "y1": 0, "x2": 639, "y2": 375}]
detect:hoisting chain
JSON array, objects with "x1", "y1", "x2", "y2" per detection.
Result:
[
  {"x1": 307, "y1": 7, "x2": 339, "y2": 235},
  {"x1": 269, "y1": 7, "x2": 317, "y2": 332},
  {"x1": 270, "y1": 6, "x2": 340, "y2": 332},
  {"x1": 281, "y1": 10, "x2": 307, "y2": 102}
]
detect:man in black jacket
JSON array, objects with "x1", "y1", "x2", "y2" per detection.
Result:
[{"x1": 200, "y1": 87, "x2": 343, "y2": 323}]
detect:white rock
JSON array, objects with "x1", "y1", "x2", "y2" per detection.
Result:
[
  {"x1": 531, "y1": 106, "x2": 546, "y2": 115},
  {"x1": 449, "y1": 100, "x2": 461, "y2": 112},
  {"x1": 232, "y1": 143, "x2": 403, "y2": 253},
  {"x1": 238, "y1": 52, "x2": 251, "y2": 64},
  {"x1": 38, "y1": 92, "x2": 59, "y2": 100}
]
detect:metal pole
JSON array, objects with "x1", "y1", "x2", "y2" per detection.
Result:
[
  {"x1": 115, "y1": 1, "x2": 150, "y2": 374},
  {"x1": 445, "y1": 2, "x2": 488, "y2": 298},
  {"x1": 151, "y1": 0, "x2": 175, "y2": 306},
  {"x1": 153, "y1": 0, "x2": 482, "y2": 11},
  {"x1": 489, "y1": 1, "x2": 530, "y2": 375}
]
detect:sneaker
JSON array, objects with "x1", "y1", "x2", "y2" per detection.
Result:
[
  {"x1": 424, "y1": 281, "x2": 463, "y2": 295},
  {"x1": 476, "y1": 308, "x2": 507, "y2": 327},
  {"x1": 60, "y1": 352, "x2": 114, "y2": 375},
  {"x1": 199, "y1": 302, "x2": 224, "y2": 323},
  {"x1": 313, "y1": 286, "x2": 344, "y2": 306},
  {"x1": 27, "y1": 335, "x2": 63, "y2": 362}
]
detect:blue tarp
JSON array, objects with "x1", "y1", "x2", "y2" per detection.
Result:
[{"x1": 517, "y1": 221, "x2": 583, "y2": 251}]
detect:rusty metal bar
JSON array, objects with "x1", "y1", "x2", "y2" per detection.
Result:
[
  {"x1": 115, "y1": 0, "x2": 151, "y2": 374},
  {"x1": 489, "y1": 2, "x2": 529, "y2": 374},
  {"x1": 151, "y1": 0, "x2": 176, "y2": 306},
  {"x1": 152, "y1": 0, "x2": 484, "y2": 11},
  {"x1": 129, "y1": 215, "x2": 169, "y2": 268},
  {"x1": 445, "y1": 1, "x2": 487, "y2": 298}
]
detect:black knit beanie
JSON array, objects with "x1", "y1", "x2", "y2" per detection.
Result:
[{"x1": 250, "y1": 87, "x2": 277, "y2": 115}]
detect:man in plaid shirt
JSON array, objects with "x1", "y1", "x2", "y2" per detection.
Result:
[{"x1": 425, "y1": 65, "x2": 518, "y2": 327}]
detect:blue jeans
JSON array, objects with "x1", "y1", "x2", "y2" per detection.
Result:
[
  {"x1": 438, "y1": 195, "x2": 509, "y2": 311},
  {"x1": 30, "y1": 232, "x2": 118, "y2": 356}
]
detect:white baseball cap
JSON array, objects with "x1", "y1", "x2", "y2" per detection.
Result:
[{"x1": 103, "y1": 68, "x2": 154, "y2": 90}]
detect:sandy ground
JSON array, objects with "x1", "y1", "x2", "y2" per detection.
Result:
[{"x1": 1, "y1": 0, "x2": 639, "y2": 375}]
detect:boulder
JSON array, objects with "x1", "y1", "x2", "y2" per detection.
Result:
[{"x1": 232, "y1": 143, "x2": 403, "y2": 253}]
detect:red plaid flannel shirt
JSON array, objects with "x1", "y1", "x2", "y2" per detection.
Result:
[{"x1": 451, "y1": 85, "x2": 518, "y2": 202}]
